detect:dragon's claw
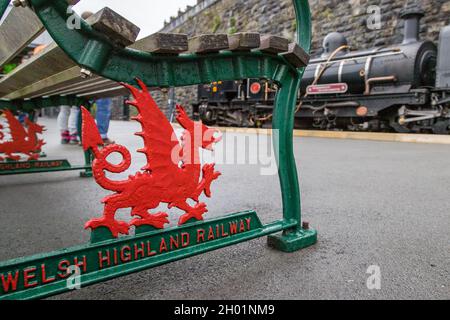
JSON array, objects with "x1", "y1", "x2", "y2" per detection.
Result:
[
  {"x1": 202, "y1": 164, "x2": 221, "y2": 197},
  {"x1": 7, "y1": 154, "x2": 21, "y2": 161},
  {"x1": 168, "y1": 202, "x2": 176, "y2": 209},
  {"x1": 178, "y1": 203, "x2": 208, "y2": 225},
  {"x1": 130, "y1": 212, "x2": 169, "y2": 229},
  {"x1": 85, "y1": 218, "x2": 130, "y2": 237},
  {"x1": 27, "y1": 153, "x2": 40, "y2": 161}
]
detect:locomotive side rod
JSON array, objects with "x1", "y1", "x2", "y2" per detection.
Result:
[{"x1": 398, "y1": 106, "x2": 443, "y2": 124}]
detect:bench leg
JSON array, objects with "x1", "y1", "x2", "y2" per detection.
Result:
[
  {"x1": 267, "y1": 73, "x2": 317, "y2": 252},
  {"x1": 80, "y1": 149, "x2": 93, "y2": 177}
]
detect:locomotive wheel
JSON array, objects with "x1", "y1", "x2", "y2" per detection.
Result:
[
  {"x1": 390, "y1": 121, "x2": 412, "y2": 133},
  {"x1": 432, "y1": 120, "x2": 450, "y2": 135},
  {"x1": 198, "y1": 104, "x2": 217, "y2": 126},
  {"x1": 385, "y1": 109, "x2": 412, "y2": 133},
  {"x1": 294, "y1": 118, "x2": 314, "y2": 129}
]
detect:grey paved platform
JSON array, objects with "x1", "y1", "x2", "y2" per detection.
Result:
[{"x1": 0, "y1": 118, "x2": 448, "y2": 300}]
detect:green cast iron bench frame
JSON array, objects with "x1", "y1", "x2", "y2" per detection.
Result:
[{"x1": 0, "y1": 0, "x2": 317, "y2": 300}]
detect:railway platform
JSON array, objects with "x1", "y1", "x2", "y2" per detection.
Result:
[{"x1": 1, "y1": 118, "x2": 448, "y2": 300}]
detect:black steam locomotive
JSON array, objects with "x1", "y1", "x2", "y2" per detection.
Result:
[{"x1": 193, "y1": 3, "x2": 450, "y2": 134}]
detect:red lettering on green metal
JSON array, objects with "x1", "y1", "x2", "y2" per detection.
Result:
[{"x1": 0, "y1": 211, "x2": 263, "y2": 298}]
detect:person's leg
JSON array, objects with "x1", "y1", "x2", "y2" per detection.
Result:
[
  {"x1": 96, "y1": 103, "x2": 113, "y2": 142},
  {"x1": 68, "y1": 106, "x2": 80, "y2": 144},
  {"x1": 57, "y1": 105, "x2": 70, "y2": 144}
]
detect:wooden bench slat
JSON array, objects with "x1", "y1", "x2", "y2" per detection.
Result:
[
  {"x1": 258, "y1": 35, "x2": 289, "y2": 54},
  {"x1": 34, "y1": 76, "x2": 105, "y2": 97},
  {"x1": 280, "y1": 43, "x2": 310, "y2": 68},
  {"x1": 0, "y1": 44, "x2": 76, "y2": 96},
  {"x1": 228, "y1": 33, "x2": 261, "y2": 51},
  {"x1": 0, "y1": 6, "x2": 44, "y2": 67},
  {"x1": 4, "y1": 66, "x2": 82, "y2": 100},
  {"x1": 63, "y1": 81, "x2": 123, "y2": 96},
  {"x1": 77, "y1": 86, "x2": 129, "y2": 100},
  {"x1": 0, "y1": 24, "x2": 157, "y2": 100},
  {"x1": 188, "y1": 34, "x2": 229, "y2": 54},
  {"x1": 86, "y1": 7, "x2": 140, "y2": 47},
  {"x1": 133, "y1": 33, "x2": 188, "y2": 54}
]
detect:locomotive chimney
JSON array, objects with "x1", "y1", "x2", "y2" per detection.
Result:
[{"x1": 400, "y1": 1, "x2": 425, "y2": 44}]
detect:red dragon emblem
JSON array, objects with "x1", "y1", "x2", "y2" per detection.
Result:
[
  {"x1": 81, "y1": 79, "x2": 222, "y2": 237},
  {"x1": 0, "y1": 110, "x2": 45, "y2": 162}
]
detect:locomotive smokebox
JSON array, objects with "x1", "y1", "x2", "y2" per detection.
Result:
[{"x1": 400, "y1": 1, "x2": 425, "y2": 44}]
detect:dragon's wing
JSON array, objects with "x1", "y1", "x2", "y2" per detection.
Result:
[
  {"x1": 2, "y1": 110, "x2": 28, "y2": 141},
  {"x1": 122, "y1": 79, "x2": 181, "y2": 173}
]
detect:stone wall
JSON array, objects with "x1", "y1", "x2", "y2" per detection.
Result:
[
  {"x1": 148, "y1": 0, "x2": 450, "y2": 119},
  {"x1": 166, "y1": 0, "x2": 450, "y2": 53}
]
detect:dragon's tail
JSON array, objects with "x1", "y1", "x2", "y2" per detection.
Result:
[{"x1": 81, "y1": 107, "x2": 131, "y2": 192}]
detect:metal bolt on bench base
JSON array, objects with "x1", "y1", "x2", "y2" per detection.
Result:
[
  {"x1": 80, "y1": 68, "x2": 93, "y2": 78},
  {"x1": 0, "y1": 0, "x2": 317, "y2": 300}
]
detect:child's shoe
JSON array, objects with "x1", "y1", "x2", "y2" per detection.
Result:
[
  {"x1": 69, "y1": 134, "x2": 79, "y2": 145},
  {"x1": 61, "y1": 130, "x2": 70, "y2": 144}
]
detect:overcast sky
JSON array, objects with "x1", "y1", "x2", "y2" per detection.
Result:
[{"x1": 73, "y1": 0, "x2": 197, "y2": 39}]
